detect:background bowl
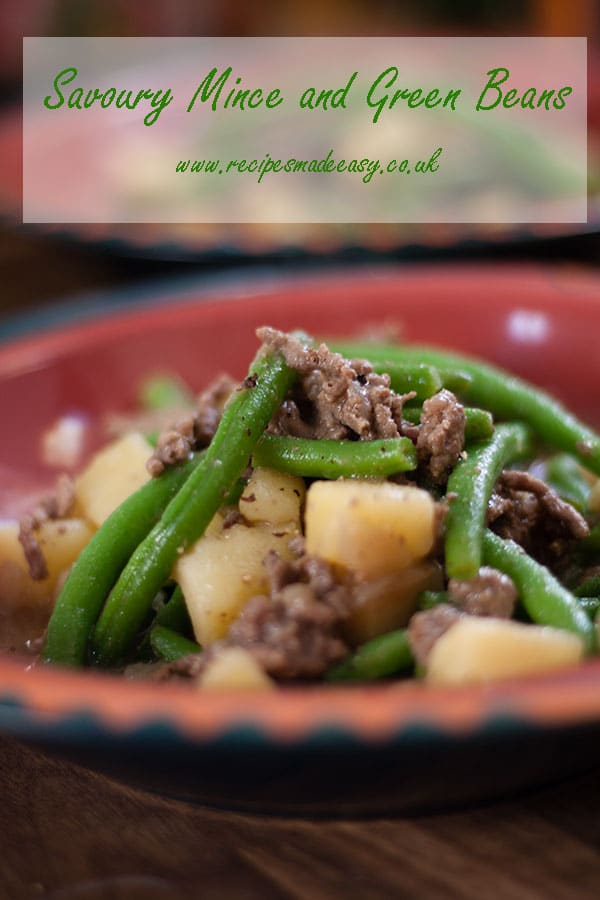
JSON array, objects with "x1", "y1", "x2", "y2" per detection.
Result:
[{"x1": 1, "y1": 264, "x2": 600, "y2": 815}]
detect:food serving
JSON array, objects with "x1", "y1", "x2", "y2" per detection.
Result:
[{"x1": 2, "y1": 326, "x2": 600, "y2": 689}]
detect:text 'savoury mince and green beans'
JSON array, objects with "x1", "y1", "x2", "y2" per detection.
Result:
[{"x1": 5, "y1": 328, "x2": 600, "y2": 688}]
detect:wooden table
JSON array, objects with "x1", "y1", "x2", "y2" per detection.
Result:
[
  {"x1": 2, "y1": 227, "x2": 600, "y2": 899},
  {"x1": 2, "y1": 735, "x2": 600, "y2": 899}
]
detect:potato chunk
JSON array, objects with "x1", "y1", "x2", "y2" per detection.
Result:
[
  {"x1": 305, "y1": 480, "x2": 436, "y2": 579},
  {"x1": 200, "y1": 647, "x2": 274, "y2": 689},
  {"x1": 344, "y1": 561, "x2": 444, "y2": 644},
  {"x1": 240, "y1": 467, "x2": 305, "y2": 526},
  {"x1": 590, "y1": 480, "x2": 600, "y2": 513},
  {"x1": 0, "y1": 518, "x2": 94, "y2": 608},
  {"x1": 75, "y1": 432, "x2": 151, "y2": 526},
  {"x1": 174, "y1": 520, "x2": 298, "y2": 645},
  {"x1": 426, "y1": 617, "x2": 584, "y2": 686}
]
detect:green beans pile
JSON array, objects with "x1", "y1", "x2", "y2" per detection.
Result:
[{"x1": 40, "y1": 330, "x2": 600, "y2": 682}]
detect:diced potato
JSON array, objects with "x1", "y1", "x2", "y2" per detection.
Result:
[
  {"x1": 174, "y1": 520, "x2": 298, "y2": 645},
  {"x1": 204, "y1": 509, "x2": 230, "y2": 538},
  {"x1": 0, "y1": 518, "x2": 94, "y2": 608},
  {"x1": 75, "y1": 432, "x2": 152, "y2": 526},
  {"x1": 305, "y1": 480, "x2": 436, "y2": 579},
  {"x1": 426, "y1": 617, "x2": 584, "y2": 686},
  {"x1": 240, "y1": 467, "x2": 305, "y2": 526},
  {"x1": 200, "y1": 647, "x2": 274, "y2": 689},
  {"x1": 344, "y1": 561, "x2": 444, "y2": 644}
]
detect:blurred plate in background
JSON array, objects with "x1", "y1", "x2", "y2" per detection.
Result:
[{"x1": 3, "y1": 56, "x2": 598, "y2": 263}]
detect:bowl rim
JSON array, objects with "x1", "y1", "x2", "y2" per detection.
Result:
[
  {"x1": 3, "y1": 655, "x2": 600, "y2": 746},
  {"x1": 2, "y1": 262, "x2": 600, "y2": 748}
]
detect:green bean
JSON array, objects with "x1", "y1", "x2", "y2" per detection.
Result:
[
  {"x1": 91, "y1": 347, "x2": 296, "y2": 667},
  {"x1": 370, "y1": 362, "x2": 442, "y2": 401},
  {"x1": 400, "y1": 406, "x2": 421, "y2": 425},
  {"x1": 402, "y1": 405, "x2": 495, "y2": 444},
  {"x1": 326, "y1": 629, "x2": 413, "y2": 682},
  {"x1": 461, "y1": 408, "x2": 495, "y2": 443},
  {"x1": 330, "y1": 341, "x2": 600, "y2": 476},
  {"x1": 545, "y1": 454, "x2": 591, "y2": 512},
  {"x1": 392, "y1": 362, "x2": 472, "y2": 402},
  {"x1": 41, "y1": 453, "x2": 203, "y2": 667},
  {"x1": 579, "y1": 598, "x2": 600, "y2": 619},
  {"x1": 138, "y1": 373, "x2": 194, "y2": 411},
  {"x1": 337, "y1": 351, "x2": 472, "y2": 398},
  {"x1": 417, "y1": 590, "x2": 449, "y2": 610},
  {"x1": 482, "y1": 530, "x2": 595, "y2": 652},
  {"x1": 253, "y1": 435, "x2": 416, "y2": 479},
  {"x1": 579, "y1": 523, "x2": 600, "y2": 559},
  {"x1": 154, "y1": 585, "x2": 191, "y2": 633},
  {"x1": 445, "y1": 423, "x2": 531, "y2": 580},
  {"x1": 574, "y1": 576, "x2": 600, "y2": 599},
  {"x1": 138, "y1": 585, "x2": 192, "y2": 660},
  {"x1": 150, "y1": 626, "x2": 202, "y2": 662},
  {"x1": 435, "y1": 369, "x2": 473, "y2": 397}
]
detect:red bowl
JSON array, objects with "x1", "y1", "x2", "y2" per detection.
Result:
[{"x1": 1, "y1": 264, "x2": 600, "y2": 815}]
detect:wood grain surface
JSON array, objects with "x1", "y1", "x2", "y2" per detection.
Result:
[{"x1": 2, "y1": 735, "x2": 600, "y2": 900}]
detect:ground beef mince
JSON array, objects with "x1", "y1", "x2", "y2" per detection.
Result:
[
  {"x1": 416, "y1": 389, "x2": 466, "y2": 485},
  {"x1": 152, "y1": 652, "x2": 206, "y2": 682},
  {"x1": 448, "y1": 567, "x2": 517, "y2": 618},
  {"x1": 18, "y1": 474, "x2": 76, "y2": 580},
  {"x1": 226, "y1": 548, "x2": 354, "y2": 679},
  {"x1": 18, "y1": 518, "x2": 48, "y2": 582},
  {"x1": 577, "y1": 565, "x2": 600, "y2": 585},
  {"x1": 41, "y1": 474, "x2": 75, "y2": 520},
  {"x1": 257, "y1": 327, "x2": 416, "y2": 442},
  {"x1": 227, "y1": 590, "x2": 348, "y2": 679},
  {"x1": 488, "y1": 469, "x2": 589, "y2": 565},
  {"x1": 147, "y1": 415, "x2": 196, "y2": 478},
  {"x1": 262, "y1": 543, "x2": 352, "y2": 619},
  {"x1": 194, "y1": 373, "x2": 239, "y2": 445},
  {"x1": 432, "y1": 500, "x2": 449, "y2": 558},
  {"x1": 147, "y1": 373, "x2": 237, "y2": 476},
  {"x1": 407, "y1": 604, "x2": 463, "y2": 667},
  {"x1": 221, "y1": 507, "x2": 246, "y2": 530}
]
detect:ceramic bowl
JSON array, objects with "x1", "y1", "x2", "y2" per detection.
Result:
[{"x1": 1, "y1": 265, "x2": 600, "y2": 815}]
